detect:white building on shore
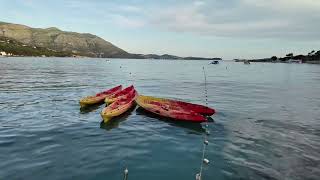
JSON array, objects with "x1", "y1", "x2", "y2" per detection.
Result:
[
  {"x1": 0, "y1": 51, "x2": 13, "y2": 56},
  {"x1": 0, "y1": 51, "x2": 7, "y2": 56}
]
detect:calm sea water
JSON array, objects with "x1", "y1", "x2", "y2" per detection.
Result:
[{"x1": 0, "y1": 58, "x2": 319, "y2": 180}]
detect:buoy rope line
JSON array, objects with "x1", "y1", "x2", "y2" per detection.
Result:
[
  {"x1": 115, "y1": 64, "x2": 129, "y2": 178},
  {"x1": 124, "y1": 67, "x2": 133, "y2": 180},
  {"x1": 119, "y1": 67, "x2": 211, "y2": 180},
  {"x1": 123, "y1": 165, "x2": 129, "y2": 180},
  {"x1": 196, "y1": 67, "x2": 210, "y2": 180}
]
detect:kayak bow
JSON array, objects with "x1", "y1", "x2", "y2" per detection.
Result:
[
  {"x1": 104, "y1": 85, "x2": 135, "y2": 104},
  {"x1": 79, "y1": 85, "x2": 122, "y2": 108}
]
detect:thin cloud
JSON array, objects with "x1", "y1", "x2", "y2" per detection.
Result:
[
  {"x1": 119, "y1": 5, "x2": 141, "y2": 13},
  {"x1": 2, "y1": 0, "x2": 320, "y2": 58},
  {"x1": 5, "y1": 0, "x2": 320, "y2": 40},
  {"x1": 111, "y1": 14, "x2": 145, "y2": 28},
  {"x1": 143, "y1": 0, "x2": 320, "y2": 40}
]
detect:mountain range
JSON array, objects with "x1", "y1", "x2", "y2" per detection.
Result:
[{"x1": 0, "y1": 22, "x2": 220, "y2": 60}]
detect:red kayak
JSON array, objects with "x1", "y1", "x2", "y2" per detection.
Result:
[
  {"x1": 168, "y1": 99, "x2": 215, "y2": 115},
  {"x1": 135, "y1": 95, "x2": 214, "y2": 122},
  {"x1": 136, "y1": 95, "x2": 215, "y2": 115},
  {"x1": 79, "y1": 85, "x2": 122, "y2": 107},
  {"x1": 104, "y1": 85, "x2": 135, "y2": 104}
]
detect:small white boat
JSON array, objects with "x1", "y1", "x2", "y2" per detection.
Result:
[{"x1": 287, "y1": 59, "x2": 302, "y2": 64}]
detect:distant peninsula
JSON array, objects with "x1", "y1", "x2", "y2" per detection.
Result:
[
  {"x1": 130, "y1": 54, "x2": 222, "y2": 60},
  {"x1": 234, "y1": 51, "x2": 320, "y2": 64},
  {"x1": 0, "y1": 22, "x2": 221, "y2": 60},
  {"x1": 0, "y1": 21, "x2": 129, "y2": 58}
]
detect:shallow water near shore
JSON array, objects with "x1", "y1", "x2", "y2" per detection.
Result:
[{"x1": 0, "y1": 57, "x2": 319, "y2": 180}]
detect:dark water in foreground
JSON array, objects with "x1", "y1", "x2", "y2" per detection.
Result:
[{"x1": 0, "y1": 58, "x2": 319, "y2": 180}]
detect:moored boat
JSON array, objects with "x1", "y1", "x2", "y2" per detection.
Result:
[
  {"x1": 210, "y1": 60, "x2": 219, "y2": 64},
  {"x1": 101, "y1": 89, "x2": 137, "y2": 123},
  {"x1": 135, "y1": 95, "x2": 215, "y2": 122},
  {"x1": 104, "y1": 85, "x2": 135, "y2": 104},
  {"x1": 79, "y1": 85, "x2": 122, "y2": 108}
]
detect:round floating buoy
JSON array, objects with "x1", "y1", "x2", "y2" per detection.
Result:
[
  {"x1": 196, "y1": 173, "x2": 201, "y2": 180},
  {"x1": 203, "y1": 158, "x2": 210, "y2": 164},
  {"x1": 204, "y1": 140, "x2": 209, "y2": 145},
  {"x1": 123, "y1": 168, "x2": 128, "y2": 180}
]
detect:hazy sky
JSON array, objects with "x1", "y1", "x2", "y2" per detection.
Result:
[{"x1": 1, "y1": 0, "x2": 320, "y2": 59}]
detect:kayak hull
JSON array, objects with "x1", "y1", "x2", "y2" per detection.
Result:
[
  {"x1": 135, "y1": 95, "x2": 210, "y2": 122},
  {"x1": 105, "y1": 88, "x2": 135, "y2": 104},
  {"x1": 101, "y1": 89, "x2": 137, "y2": 123},
  {"x1": 136, "y1": 95, "x2": 215, "y2": 115},
  {"x1": 79, "y1": 85, "x2": 122, "y2": 108},
  {"x1": 101, "y1": 101, "x2": 135, "y2": 123},
  {"x1": 80, "y1": 96, "x2": 104, "y2": 108},
  {"x1": 104, "y1": 85, "x2": 134, "y2": 104}
]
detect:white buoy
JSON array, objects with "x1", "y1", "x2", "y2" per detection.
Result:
[
  {"x1": 123, "y1": 168, "x2": 128, "y2": 180},
  {"x1": 203, "y1": 158, "x2": 210, "y2": 164},
  {"x1": 204, "y1": 140, "x2": 209, "y2": 145},
  {"x1": 196, "y1": 173, "x2": 201, "y2": 180}
]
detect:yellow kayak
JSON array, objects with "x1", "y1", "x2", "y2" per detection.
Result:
[
  {"x1": 101, "y1": 89, "x2": 137, "y2": 123},
  {"x1": 79, "y1": 85, "x2": 122, "y2": 108}
]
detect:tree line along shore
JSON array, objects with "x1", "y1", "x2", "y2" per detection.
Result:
[{"x1": 234, "y1": 50, "x2": 320, "y2": 64}]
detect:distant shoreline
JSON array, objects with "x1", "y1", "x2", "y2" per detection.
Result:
[
  {"x1": 234, "y1": 50, "x2": 320, "y2": 64},
  {"x1": 234, "y1": 59, "x2": 320, "y2": 64},
  {"x1": 0, "y1": 56, "x2": 223, "y2": 61},
  {"x1": 0, "y1": 22, "x2": 222, "y2": 60}
]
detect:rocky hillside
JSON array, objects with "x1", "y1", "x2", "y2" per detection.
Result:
[
  {"x1": 0, "y1": 22, "x2": 129, "y2": 58},
  {"x1": 0, "y1": 36, "x2": 75, "y2": 57}
]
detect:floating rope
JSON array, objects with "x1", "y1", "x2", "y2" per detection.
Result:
[
  {"x1": 119, "y1": 65, "x2": 134, "y2": 180},
  {"x1": 196, "y1": 67, "x2": 211, "y2": 180}
]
